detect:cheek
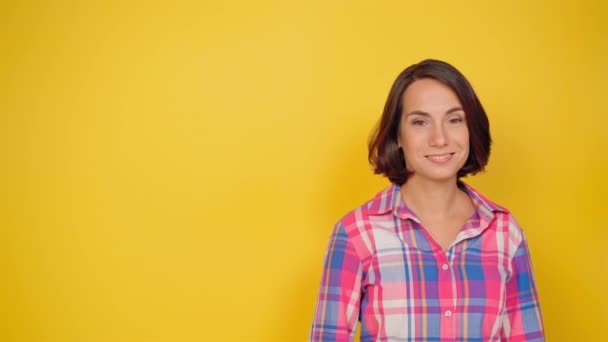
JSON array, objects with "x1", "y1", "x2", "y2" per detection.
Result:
[
  {"x1": 402, "y1": 136, "x2": 423, "y2": 158},
  {"x1": 454, "y1": 127, "x2": 470, "y2": 147},
  {"x1": 401, "y1": 127, "x2": 422, "y2": 149},
  {"x1": 459, "y1": 131, "x2": 470, "y2": 159},
  {"x1": 462, "y1": 135, "x2": 470, "y2": 148}
]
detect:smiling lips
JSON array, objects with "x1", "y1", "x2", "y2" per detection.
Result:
[{"x1": 425, "y1": 153, "x2": 455, "y2": 164}]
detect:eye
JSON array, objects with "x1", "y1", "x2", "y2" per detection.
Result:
[
  {"x1": 448, "y1": 117, "x2": 464, "y2": 124},
  {"x1": 411, "y1": 119, "x2": 427, "y2": 126}
]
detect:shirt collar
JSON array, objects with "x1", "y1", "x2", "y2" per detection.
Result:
[{"x1": 366, "y1": 181, "x2": 507, "y2": 222}]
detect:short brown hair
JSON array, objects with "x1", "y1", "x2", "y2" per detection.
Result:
[{"x1": 368, "y1": 59, "x2": 491, "y2": 185}]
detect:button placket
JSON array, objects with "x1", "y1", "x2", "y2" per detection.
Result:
[{"x1": 436, "y1": 252, "x2": 456, "y2": 337}]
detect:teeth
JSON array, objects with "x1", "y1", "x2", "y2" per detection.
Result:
[{"x1": 427, "y1": 154, "x2": 452, "y2": 160}]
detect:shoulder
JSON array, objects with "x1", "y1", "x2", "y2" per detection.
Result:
[
  {"x1": 334, "y1": 184, "x2": 397, "y2": 232},
  {"x1": 485, "y1": 196, "x2": 526, "y2": 245},
  {"x1": 463, "y1": 182, "x2": 528, "y2": 245},
  {"x1": 471, "y1": 185, "x2": 529, "y2": 253},
  {"x1": 326, "y1": 185, "x2": 397, "y2": 257}
]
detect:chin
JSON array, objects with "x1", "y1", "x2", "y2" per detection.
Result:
[{"x1": 410, "y1": 171, "x2": 459, "y2": 183}]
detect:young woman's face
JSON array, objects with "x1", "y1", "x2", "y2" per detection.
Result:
[{"x1": 398, "y1": 78, "x2": 469, "y2": 183}]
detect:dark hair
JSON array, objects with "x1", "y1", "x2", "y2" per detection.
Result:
[{"x1": 368, "y1": 59, "x2": 491, "y2": 185}]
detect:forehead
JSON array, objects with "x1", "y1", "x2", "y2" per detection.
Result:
[{"x1": 401, "y1": 78, "x2": 462, "y2": 111}]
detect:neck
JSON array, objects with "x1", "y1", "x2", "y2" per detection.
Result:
[{"x1": 400, "y1": 176, "x2": 464, "y2": 219}]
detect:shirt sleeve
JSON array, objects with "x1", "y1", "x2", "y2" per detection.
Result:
[
  {"x1": 501, "y1": 233, "x2": 545, "y2": 341},
  {"x1": 309, "y1": 222, "x2": 363, "y2": 342}
]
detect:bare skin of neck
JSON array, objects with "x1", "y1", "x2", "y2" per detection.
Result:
[{"x1": 400, "y1": 175, "x2": 476, "y2": 252}]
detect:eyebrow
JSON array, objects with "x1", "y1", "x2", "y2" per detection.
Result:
[{"x1": 406, "y1": 107, "x2": 464, "y2": 117}]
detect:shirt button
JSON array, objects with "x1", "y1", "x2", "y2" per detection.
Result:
[
  {"x1": 445, "y1": 310, "x2": 452, "y2": 317},
  {"x1": 442, "y1": 264, "x2": 449, "y2": 271}
]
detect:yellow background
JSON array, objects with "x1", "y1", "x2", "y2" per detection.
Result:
[{"x1": 2, "y1": 0, "x2": 607, "y2": 341}]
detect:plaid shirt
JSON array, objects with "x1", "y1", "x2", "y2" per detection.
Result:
[{"x1": 310, "y1": 182, "x2": 544, "y2": 341}]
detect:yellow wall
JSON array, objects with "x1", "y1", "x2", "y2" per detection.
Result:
[{"x1": 2, "y1": 0, "x2": 607, "y2": 341}]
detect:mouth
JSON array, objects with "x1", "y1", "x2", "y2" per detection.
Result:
[{"x1": 425, "y1": 153, "x2": 455, "y2": 163}]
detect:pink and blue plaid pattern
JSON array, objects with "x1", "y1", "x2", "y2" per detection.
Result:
[{"x1": 310, "y1": 182, "x2": 544, "y2": 341}]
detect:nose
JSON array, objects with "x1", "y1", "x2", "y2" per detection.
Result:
[{"x1": 430, "y1": 124, "x2": 447, "y2": 147}]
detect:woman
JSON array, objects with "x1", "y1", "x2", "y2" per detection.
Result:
[{"x1": 310, "y1": 59, "x2": 544, "y2": 341}]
